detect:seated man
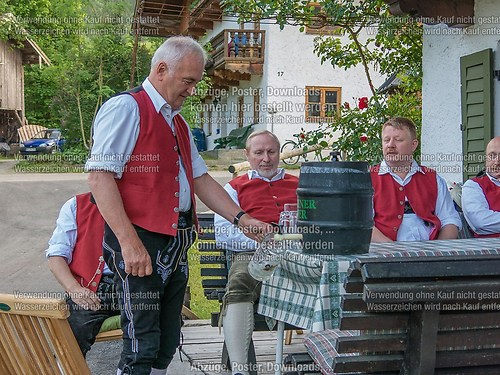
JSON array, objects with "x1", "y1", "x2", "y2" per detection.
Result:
[
  {"x1": 46, "y1": 192, "x2": 119, "y2": 356},
  {"x1": 462, "y1": 136, "x2": 500, "y2": 237},
  {"x1": 215, "y1": 130, "x2": 299, "y2": 375},
  {"x1": 371, "y1": 117, "x2": 461, "y2": 242}
]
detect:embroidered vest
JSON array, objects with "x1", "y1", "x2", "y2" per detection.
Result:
[
  {"x1": 70, "y1": 193, "x2": 106, "y2": 292},
  {"x1": 370, "y1": 165, "x2": 441, "y2": 241},
  {"x1": 116, "y1": 87, "x2": 196, "y2": 235},
  {"x1": 229, "y1": 174, "x2": 299, "y2": 223}
]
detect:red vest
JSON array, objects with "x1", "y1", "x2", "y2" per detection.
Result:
[
  {"x1": 229, "y1": 173, "x2": 299, "y2": 223},
  {"x1": 70, "y1": 193, "x2": 106, "y2": 292},
  {"x1": 370, "y1": 165, "x2": 441, "y2": 241},
  {"x1": 116, "y1": 87, "x2": 196, "y2": 235},
  {"x1": 470, "y1": 175, "x2": 500, "y2": 238}
]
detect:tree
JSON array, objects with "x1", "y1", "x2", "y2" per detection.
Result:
[
  {"x1": 6, "y1": 0, "x2": 160, "y2": 150},
  {"x1": 222, "y1": 0, "x2": 423, "y2": 162}
]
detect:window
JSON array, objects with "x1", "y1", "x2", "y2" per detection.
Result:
[
  {"x1": 305, "y1": 3, "x2": 341, "y2": 35},
  {"x1": 305, "y1": 86, "x2": 341, "y2": 122}
]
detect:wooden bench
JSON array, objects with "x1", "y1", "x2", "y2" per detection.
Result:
[
  {"x1": 298, "y1": 254, "x2": 500, "y2": 374},
  {"x1": 197, "y1": 212, "x2": 301, "y2": 373}
]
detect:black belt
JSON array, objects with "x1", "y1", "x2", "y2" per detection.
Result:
[
  {"x1": 404, "y1": 201, "x2": 414, "y2": 214},
  {"x1": 178, "y1": 209, "x2": 193, "y2": 228}
]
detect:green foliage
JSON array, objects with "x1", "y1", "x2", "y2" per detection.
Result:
[
  {"x1": 315, "y1": 90, "x2": 421, "y2": 164},
  {"x1": 61, "y1": 144, "x2": 89, "y2": 164},
  {"x1": 5, "y1": 0, "x2": 161, "y2": 150}
]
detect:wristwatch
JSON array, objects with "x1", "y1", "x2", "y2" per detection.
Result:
[{"x1": 233, "y1": 210, "x2": 246, "y2": 226}]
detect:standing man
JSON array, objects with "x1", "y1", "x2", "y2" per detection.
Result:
[
  {"x1": 46, "y1": 192, "x2": 119, "y2": 356},
  {"x1": 462, "y1": 136, "x2": 500, "y2": 237},
  {"x1": 85, "y1": 36, "x2": 268, "y2": 375},
  {"x1": 215, "y1": 130, "x2": 299, "y2": 375},
  {"x1": 371, "y1": 117, "x2": 461, "y2": 242}
]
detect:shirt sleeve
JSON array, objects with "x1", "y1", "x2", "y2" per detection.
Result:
[
  {"x1": 435, "y1": 174, "x2": 462, "y2": 230},
  {"x1": 45, "y1": 197, "x2": 78, "y2": 263},
  {"x1": 462, "y1": 179, "x2": 500, "y2": 234},
  {"x1": 214, "y1": 183, "x2": 257, "y2": 252},
  {"x1": 85, "y1": 94, "x2": 140, "y2": 178}
]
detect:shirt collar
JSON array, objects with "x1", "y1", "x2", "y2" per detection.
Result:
[
  {"x1": 379, "y1": 159, "x2": 424, "y2": 177},
  {"x1": 142, "y1": 78, "x2": 181, "y2": 118},
  {"x1": 486, "y1": 172, "x2": 500, "y2": 184},
  {"x1": 247, "y1": 168, "x2": 285, "y2": 182}
]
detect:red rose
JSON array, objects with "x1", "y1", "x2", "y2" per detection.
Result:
[
  {"x1": 343, "y1": 102, "x2": 350, "y2": 109},
  {"x1": 360, "y1": 134, "x2": 368, "y2": 142},
  {"x1": 300, "y1": 133, "x2": 306, "y2": 139},
  {"x1": 358, "y1": 97, "x2": 369, "y2": 110}
]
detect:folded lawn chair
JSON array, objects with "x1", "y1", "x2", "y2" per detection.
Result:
[{"x1": 0, "y1": 293, "x2": 92, "y2": 374}]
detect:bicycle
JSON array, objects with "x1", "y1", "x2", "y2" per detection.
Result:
[{"x1": 280, "y1": 131, "x2": 322, "y2": 166}]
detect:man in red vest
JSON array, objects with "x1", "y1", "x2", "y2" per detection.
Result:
[
  {"x1": 85, "y1": 36, "x2": 269, "y2": 375},
  {"x1": 371, "y1": 117, "x2": 461, "y2": 242},
  {"x1": 46, "y1": 192, "x2": 118, "y2": 356},
  {"x1": 462, "y1": 136, "x2": 500, "y2": 237},
  {"x1": 215, "y1": 130, "x2": 299, "y2": 375}
]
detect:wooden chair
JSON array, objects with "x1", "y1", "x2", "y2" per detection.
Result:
[{"x1": 0, "y1": 293, "x2": 91, "y2": 375}]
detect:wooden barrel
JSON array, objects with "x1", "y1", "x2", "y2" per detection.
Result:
[{"x1": 297, "y1": 161, "x2": 373, "y2": 255}]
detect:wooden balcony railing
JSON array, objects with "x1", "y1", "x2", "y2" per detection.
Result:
[{"x1": 210, "y1": 29, "x2": 265, "y2": 71}]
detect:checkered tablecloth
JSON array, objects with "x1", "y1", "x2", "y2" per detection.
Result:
[{"x1": 257, "y1": 238, "x2": 500, "y2": 332}]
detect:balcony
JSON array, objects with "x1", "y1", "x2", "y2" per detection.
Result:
[{"x1": 208, "y1": 29, "x2": 265, "y2": 84}]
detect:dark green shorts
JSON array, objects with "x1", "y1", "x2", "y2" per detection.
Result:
[{"x1": 223, "y1": 251, "x2": 261, "y2": 305}]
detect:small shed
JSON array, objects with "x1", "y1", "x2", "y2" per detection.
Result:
[{"x1": 0, "y1": 14, "x2": 50, "y2": 143}]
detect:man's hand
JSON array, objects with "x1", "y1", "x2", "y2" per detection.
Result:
[
  {"x1": 371, "y1": 226, "x2": 393, "y2": 243},
  {"x1": 121, "y1": 240, "x2": 153, "y2": 277},
  {"x1": 238, "y1": 214, "x2": 273, "y2": 242},
  {"x1": 68, "y1": 285, "x2": 101, "y2": 311}
]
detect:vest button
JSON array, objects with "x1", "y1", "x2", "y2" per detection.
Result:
[
  {"x1": 175, "y1": 176, "x2": 180, "y2": 182},
  {"x1": 96, "y1": 269, "x2": 102, "y2": 274},
  {"x1": 91, "y1": 282, "x2": 97, "y2": 287},
  {"x1": 174, "y1": 192, "x2": 180, "y2": 197},
  {"x1": 172, "y1": 223, "x2": 178, "y2": 229},
  {"x1": 176, "y1": 160, "x2": 180, "y2": 166},
  {"x1": 399, "y1": 186, "x2": 404, "y2": 191},
  {"x1": 174, "y1": 207, "x2": 180, "y2": 212},
  {"x1": 174, "y1": 145, "x2": 178, "y2": 151},
  {"x1": 272, "y1": 195, "x2": 277, "y2": 199},
  {"x1": 393, "y1": 227, "x2": 398, "y2": 231},
  {"x1": 397, "y1": 215, "x2": 402, "y2": 219},
  {"x1": 399, "y1": 201, "x2": 404, "y2": 205}
]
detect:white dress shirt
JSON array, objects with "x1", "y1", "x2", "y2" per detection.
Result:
[
  {"x1": 215, "y1": 169, "x2": 286, "y2": 252},
  {"x1": 377, "y1": 160, "x2": 462, "y2": 241},
  {"x1": 85, "y1": 78, "x2": 208, "y2": 211},
  {"x1": 462, "y1": 173, "x2": 500, "y2": 235},
  {"x1": 45, "y1": 197, "x2": 112, "y2": 274}
]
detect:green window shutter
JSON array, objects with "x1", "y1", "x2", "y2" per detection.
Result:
[{"x1": 460, "y1": 48, "x2": 493, "y2": 181}]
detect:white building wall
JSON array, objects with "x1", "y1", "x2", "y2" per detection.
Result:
[
  {"x1": 421, "y1": 0, "x2": 500, "y2": 183},
  {"x1": 263, "y1": 24, "x2": 381, "y2": 145},
  {"x1": 201, "y1": 18, "x2": 383, "y2": 150}
]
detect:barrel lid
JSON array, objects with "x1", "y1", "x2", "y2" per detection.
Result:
[{"x1": 300, "y1": 161, "x2": 369, "y2": 173}]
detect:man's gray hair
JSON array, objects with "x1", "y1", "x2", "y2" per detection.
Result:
[
  {"x1": 245, "y1": 130, "x2": 281, "y2": 150},
  {"x1": 151, "y1": 36, "x2": 207, "y2": 73}
]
